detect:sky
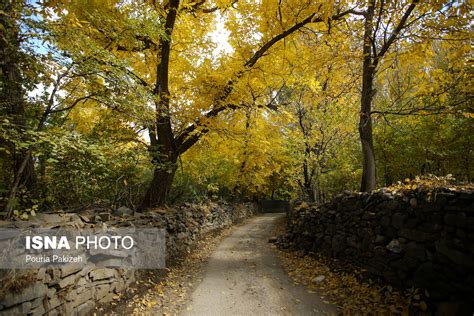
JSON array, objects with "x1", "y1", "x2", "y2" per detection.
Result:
[{"x1": 209, "y1": 13, "x2": 233, "y2": 56}]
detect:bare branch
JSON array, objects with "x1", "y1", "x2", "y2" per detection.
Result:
[
  {"x1": 183, "y1": 0, "x2": 239, "y2": 14},
  {"x1": 48, "y1": 94, "x2": 98, "y2": 115}
]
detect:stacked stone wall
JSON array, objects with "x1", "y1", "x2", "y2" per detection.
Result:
[
  {"x1": 0, "y1": 202, "x2": 256, "y2": 315},
  {"x1": 279, "y1": 188, "x2": 473, "y2": 309}
]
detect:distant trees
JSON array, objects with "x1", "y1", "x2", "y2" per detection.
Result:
[{"x1": 374, "y1": 38, "x2": 473, "y2": 185}]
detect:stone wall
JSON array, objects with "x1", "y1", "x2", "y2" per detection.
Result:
[
  {"x1": 278, "y1": 188, "x2": 473, "y2": 309},
  {"x1": 0, "y1": 202, "x2": 256, "y2": 315}
]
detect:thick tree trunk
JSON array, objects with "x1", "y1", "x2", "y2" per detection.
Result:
[
  {"x1": 359, "y1": 1, "x2": 376, "y2": 192},
  {"x1": 13, "y1": 153, "x2": 37, "y2": 193},
  {"x1": 141, "y1": 162, "x2": 177, "y2": 208},
  {"x1": 141, "y1": 107, "x2": 179, "y2": 208},
  {"x1": 140, "y1": 0, "x2": 179, "y2": 209},
  {"x1": 141, "y1": 114, "x2": 179, "y2": 208},
  {"x1": 359, "y1": 116, "x2": 376, "y2": 191}
]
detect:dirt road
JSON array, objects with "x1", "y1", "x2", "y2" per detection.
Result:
[{"x1": 181, "y1": 214, "x2": 337, "y2": 316}]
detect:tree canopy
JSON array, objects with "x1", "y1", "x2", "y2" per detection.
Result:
[{"x1": 0, "y1": 0, "x2": 472, "y2": 217}]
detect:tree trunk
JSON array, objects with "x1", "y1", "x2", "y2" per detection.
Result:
[
  {"x1": 359, "y1": 105, "x2": 376, "y2": 192},
  {"x1": 233, "y1": 109, "x2": 252, "y2": 196},
  {"x1": 1, "y1": 0, "x2": 38, "y2": 203},
  {"x1": 140, "y1": 114, "x2": 179, "y2": 209},
  {"x1": 13, "y1": 152, "x2": 37, "y2": 192},
  {"x1": 140, "y1": 0, "x2": 179, "y2": 209},
  {"x1": 302, "y1": 157, "x2": 315, "y2": 202},
  {"x1": 141, "y1": 162, "x2": 177, "y2": 208},
  {"x1": 359, "y1": 1, "x2": 376, "y2": 192},
  {"x1": 357, "y1": 0, "x2": 418, "y2": 192}
]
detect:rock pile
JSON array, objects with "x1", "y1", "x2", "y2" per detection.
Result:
[
  {"x1": 278, "y1": 187, "x2": 473, "y2": 309},
  {"x1": 0, "y1": 201, "x2": 256, "y2": 315}
]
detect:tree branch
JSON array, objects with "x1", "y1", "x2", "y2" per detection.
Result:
[
  {"x1": 175, "y1": 8, "x2": 354, "y2": 155},
  {"x1": 377, "y1": 0, "x2": 419, "y2": 60},
  {"x1": 48, "y1": 94, "x2": 98, "y2": 115}
]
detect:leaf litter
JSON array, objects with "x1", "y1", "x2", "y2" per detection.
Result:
[
  {"x1": 102, "y1": 226, "x2": 235, "y2": 315},
  {"x1": 272, "y1": 220, "x2": 432, "y2": 315}
]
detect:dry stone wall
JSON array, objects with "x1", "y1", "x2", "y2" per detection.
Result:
[
  {"x1": 278, "y1": 188, "x2": 474, "y2": 309},
  {"x1": 0, "y1": 202, "x2": 256, "y2": 315}
]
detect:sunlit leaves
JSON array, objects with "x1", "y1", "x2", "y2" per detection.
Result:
[{"x1": 3, "y1": 0, "x2": 471, "y2": 208}]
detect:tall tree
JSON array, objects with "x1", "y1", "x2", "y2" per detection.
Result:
[
  {"x1": 357, "y1": 0, "x2": 419, "y2": 192},
  {"x1": 141, "y1": 0, "x2": 181, "y2": 207},
  {"x1": 47, "y1": 0, "x2": 358, "y2": 208},
  {"x1": 133, "y1": 1, "x2": 356, "y2": 207},
  {"x1": 0, "y1": 0, "x2": 38, "y2": 207}
]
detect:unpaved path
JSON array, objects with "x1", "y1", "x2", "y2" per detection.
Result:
[{"x1": 181, "y1": 213, "x2": 337, "y2": 316}]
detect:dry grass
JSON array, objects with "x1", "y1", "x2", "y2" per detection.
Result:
[{"x1": 0, "y1": 270, "x2": 37, "y2": 298}]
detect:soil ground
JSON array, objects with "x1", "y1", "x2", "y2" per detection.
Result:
[{"x1": 180, "y1": 213, "x2": 336, "y2": 316}]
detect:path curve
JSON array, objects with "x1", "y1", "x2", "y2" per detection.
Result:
[{"x1": 181, "y1": 213, "x2": 336, "y2": 316}]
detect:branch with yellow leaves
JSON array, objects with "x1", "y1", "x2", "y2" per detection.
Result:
[{"x1": 175, "y1": 7, "x2": 356, "y2": 155}]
